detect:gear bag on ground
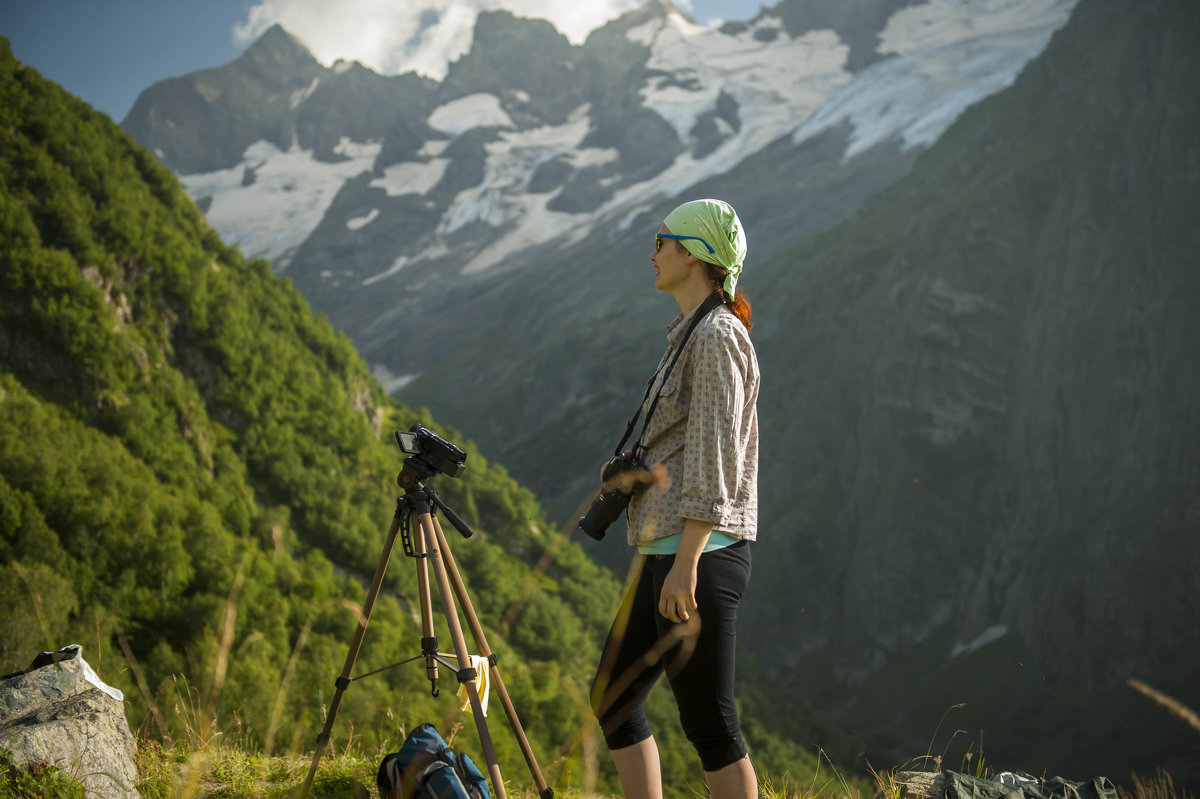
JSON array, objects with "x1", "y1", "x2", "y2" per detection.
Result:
[{"x1": 376, "y1": 722, "x2": 490, "y2": 799}]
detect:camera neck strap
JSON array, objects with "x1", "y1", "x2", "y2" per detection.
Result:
[{"x1": 614, "y1": 291, "x2": 723, "y2": 458}]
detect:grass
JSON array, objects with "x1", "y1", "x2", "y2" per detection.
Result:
[
  {"x1": 1120, "y1": 771, "x2": 1197, "y2": 799},
  {"x1": 757, "y1": 748, "x2": 865, "y2": 799},
  {"x1": 134, "y1": 741, "x2": 382, "y2": 799},
  {"x1": 4, "y1": 721, "x2": 1196, "y2": 799},
  {"x1": 133, "y1": 739, "x2": 592, "y2": 799},
  {"x1": 130, "y1": 739, "x2": 870, "y2": 799},
  {"x1": 130, "y1": 742, "x2": 866, "y2": 799}
]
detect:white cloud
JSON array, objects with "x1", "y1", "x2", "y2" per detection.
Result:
[{"x1": 233, "y1": 0, "x2": 644, "y2": 80}]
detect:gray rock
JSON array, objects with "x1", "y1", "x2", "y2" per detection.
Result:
[{"x1": 0, "y1": 648, "x2": 138, "y2": 799}]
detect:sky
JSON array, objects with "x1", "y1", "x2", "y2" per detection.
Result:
[{"x1": 1, "y1": 0, "x2": 764, "y2": 123}]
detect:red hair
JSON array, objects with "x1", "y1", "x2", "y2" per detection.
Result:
[{"x1": 704, "y1": 262, "x2": 753, "y2": 332}]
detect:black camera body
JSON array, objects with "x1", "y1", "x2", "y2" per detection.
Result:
[
  {"x1": 395, "y1": 423, "x2": 467, "y2": 479},
  {"x1": 578, "y1": 452, "x2": 649, "y2": 541}
]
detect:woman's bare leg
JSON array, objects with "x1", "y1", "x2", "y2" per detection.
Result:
[
  {"x1": 705, "y1": 755, "x2": 758, "y2": 799},
  {"x1": 610, "y1": 736, "x2": 663, "y2": 799}
]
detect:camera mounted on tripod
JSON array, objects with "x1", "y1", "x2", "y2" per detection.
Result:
[
  {"x1": 394, "y1": 424, "x2": 474, "y2": 548},
  {"x1": 396, "y1": 423, "x2": 467, "y2": 487}
]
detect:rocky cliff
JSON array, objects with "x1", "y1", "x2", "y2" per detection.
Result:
[{"x1": 744, "y1": 0, "x2": 1200, "y2": 775}]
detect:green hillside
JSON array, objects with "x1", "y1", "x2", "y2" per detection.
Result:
[{"x1": 0, "y1": 38, "x2": 841, "y2": 794}]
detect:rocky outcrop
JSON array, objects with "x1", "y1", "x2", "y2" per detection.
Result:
[
  {"x1": 121, "y1": 24, "x2": 435, "y2": 174},
  {"x1": 0, "y1": 646, "x2": 138, "y2": 799}
]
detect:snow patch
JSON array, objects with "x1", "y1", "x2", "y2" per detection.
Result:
[
  {"x1": 952, "y1": 625, "x2": 1009, "y2": 658},
  {"x1": 618, "y1": 205, "x2": 654, "y2": 230},
  {"x1": 420, "y1": 140, "x2": 450, "y2": 158},
  {"x1": 428, "y1": 93, "x2": 514, "y2": 136},
  {"x1": 598, "y1": 14, "x2": 852, "y2": 212},
  {"x1": 363, "y1": 256, "x2": 408, "y2": 286},
  {"x1": 179, "y1": 137, "x2": 380, "y2": 269},
  {"x1": 634, "y1": 14, "x2": 851, "y2": 147},
  {"x1": 334, "y1": 138, "x2": 380, "y2": 159},
  {"x1": 793, "y1": 0, "x2": 1078, "y2": 159},
  {"x1": 599, "y1": 0, "x2": 1076, "y2": 218},
  {"x1": 346, "y1": 208, "x2": 380, "y2": 230},
  {"x1": 879, "y1": 0, "x2": 1073, "y2": 56},
  {"x1": 370, "y1": 159, "x2": 450, "y2": 196},
  {"x1": 290, "y1": 77, "x2": 320, "y2": 109},
  {"x1": 568, "y1": 146, "x2": 619, "y2": 170},
  {"x1": 372, "y1": 364, "x2": 419, "y2": 394},
  {"x1": 432, "y1": 105, "x2": 599, "y2": 273}
]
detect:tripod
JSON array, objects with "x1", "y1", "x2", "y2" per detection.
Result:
[{"x1": 298, "y1": 446, "x2": 553, "y2": 799}]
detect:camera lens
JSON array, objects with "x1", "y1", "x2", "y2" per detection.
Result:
[{"x1": 578, "y1": 489, "x2": 631, "y2": 541}]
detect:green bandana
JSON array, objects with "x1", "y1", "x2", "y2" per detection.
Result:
[{"x1": 662, "y1": 199, "x2": 747, "y2": 300}]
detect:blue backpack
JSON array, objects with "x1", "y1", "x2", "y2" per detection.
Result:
[{"x1": 376, "y1": 723, "x2": 491, "y2": 799}]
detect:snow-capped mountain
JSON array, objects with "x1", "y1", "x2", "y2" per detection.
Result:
[
  {"x1": 121, "y1": 0, "x2": 1078, "y2": 410},
  {"x1": 125, "y1": 0, "x2": 1075, "y2": 281}
]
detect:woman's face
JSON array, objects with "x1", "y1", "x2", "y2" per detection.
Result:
[{"x1": 651, "y1": 224, "x2": 695, "y2": 294}]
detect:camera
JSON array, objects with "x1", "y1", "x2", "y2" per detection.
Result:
[
  {"x1": 395, "y1": 423, "x2": 467, "y2": 479},
  {"x1": 578, "y1": 452, "x2": 649, "y2": 541}
]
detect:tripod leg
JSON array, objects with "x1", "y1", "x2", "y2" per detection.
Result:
[
  {"x1": 431, "y1": 516, "x2": 554, "y2": 799},
  {"x1": 418, "y1": 511, "x2": 509, "y2": 799},
  {"x1": 413, "y1": 503, "x2": 440, "y2": 688},
  {"x1": 299, "y1": 508, "x2": 403, "y2": 799}
]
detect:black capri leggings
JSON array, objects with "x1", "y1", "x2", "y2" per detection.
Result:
[{"x1": 590, "y1": 540, "x2": 751, "y2": 772}]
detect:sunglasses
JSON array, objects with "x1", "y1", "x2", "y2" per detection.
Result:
[{"x1": 656, "y1": 234, "x2": 716, "y2": 254}]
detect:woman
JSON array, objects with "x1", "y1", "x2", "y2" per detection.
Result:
[{"x1": 590, "y1": 199, "x2": 759, "y2": 799}]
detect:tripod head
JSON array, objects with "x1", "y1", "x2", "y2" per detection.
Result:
[
  {"x1": 395, "y1": 426, "x2": 474, "y2": 539},
  {"x1": 397, "y1": 454, "x2": 438, "y2": 492}
]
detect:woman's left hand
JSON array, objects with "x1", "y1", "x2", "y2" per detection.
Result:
[{"x1": 659, "y1": 559, "x2": 698, "y2": 622}]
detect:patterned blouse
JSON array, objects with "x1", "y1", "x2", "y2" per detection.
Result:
[{"x1": 626, "y1": 301, "x2": 760, "y2": 546}]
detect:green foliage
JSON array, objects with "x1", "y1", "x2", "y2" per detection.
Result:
[{"x1": 0, "y1": 748, "x2": 86, "y2": 799}]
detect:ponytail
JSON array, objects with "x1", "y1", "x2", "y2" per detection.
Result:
[
  {"x1": 727, "y1": 293, "x2": 753, "y2": 332},
  {"x1": 703, "y1": 262, "x2": 753, "y2": 332}
]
